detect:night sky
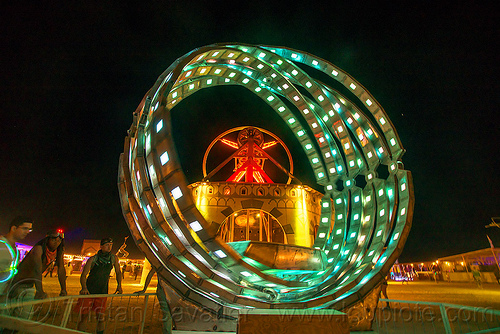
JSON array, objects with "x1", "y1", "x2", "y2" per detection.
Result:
[{"x1": 1, "y1": 2, "x2": 498, "y2": 262}]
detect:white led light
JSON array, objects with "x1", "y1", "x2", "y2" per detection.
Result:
[
  {"x1": 353, "y1": 214, "x2": 359, "y2": 220},
  {"x1": 401, "y1": 208, "x2": 406, "y2": 215},
  {"x1": 241, "y1": 271, "x2": 252, "y2": 277},
  {"x1": 354, "y1": 196, "x2": 360, "y2": 203},
  {"x1": 390, "y1": 138, "x2": 396, "y2": 146},
  {"x1": 297, "y1": 130, "x2": 305, "y2": 136},
  {"x1": 282, "y1": 83, "x2": 289, "y2": 89},
  {"x1": 303, "y1": 108, "x2": 309, "y2": 114},
  {"x1": 255, "y1": 87, "x2": 262, "y2": 92},
  {"x1": 212, "y1": 51, "x2": 219, "y2": 56},
  {"x1": 185, "y1": 71, "x2": 192, "y2": 77},
  {"x1": 347, "y1": 117, "x2": 353, "y2": 124},
  {"x1": 160, "y1": 152, "x2": 169, "y2": 165},
  {"x1": 171, "y1": 187, "x2": 183, "y2": 200},
  {"x1": 257, "y1": 64, "x2": 264, "y2": 69},
  {"x1": 291, "y1": 53, "x2": 298, "y2": 58},
  {"x1": 366, "y1": 99, "x2": 372, "y2": 106},
  {"x1": 337, "y1": 126, "x2": 343, "y2": 133},
  {"x1": 214, "y1": 250, "x2": 227, "y2": 258},
  {"x1": 333, "y1": 244, "x2": 339, "y2": 250},
  {"x1": 329, "y1": 167, "x2": 336, "y2": 174},
  {"x1": 292, "y1": 69, "x2": 298, "y2": 76},
  {"x1": 242, "y1": 78, "x2": 250, "y2": 84},
  {"x1": 329, "y1": 110, "x2": 334, "y2": 116},
  {"x1": 312, "y1": 158, "x2": 319, "y2": 164},
  {"x1": 325, "y1": 152, "x2": 331, "y2": 158},
  {"x1": 401, "y1": 183, "x2": 407, "y2": 191},
  {"x1": 379, "y1": 189, "x2": 384, "y2": 196},
  {"x1": 323, "y1": 202, "x2": 329, "y2": 208},
  {"x1": 305, "y1": 144, "x2": 313, "y2": 150},
  {"x1": 378, "y1": 147, "x2": 384, "y2": 154},
  {"x1": 366, "y1": 195, "x2": 371, "y2": 202},
  {"x1": 243, "y1": 57, "x2": 250, "y2": 62},
  {"x1": 364, "y1": 215, "x2": 371, "y2": 222},
  {"x1": 229, "y1": 72, "x2": 236, "y2": 78},
  {"x1": 327, "y1": 185, "x2": 333, "y2": 190},
  {"x1": 319, "y1": 233, "x2": 326, "y2": 238},
  {"x1": 267, "y1": 96, "x2": 275, "y2": 102},
  {"x1": 322, "y1": 115, "x2": 328, "y2": 121},
  {"x1": 350, "y1": 83, "x2": 356, "y2": 90},
  {"x1": 368, "y1": 250, "x2": 375, "y2": 256},
  {"x1": 189, "y1": 221, "x2": 203, "y2": 232},
  {"x1": 278, "y1": 106, "x2": 286, "y2": 112},
  {"x1": 312, "y1": 122, "x2": 318, "y2": 128},
  {"x1": 336, "y1": 198, "x2": 342, "y2": 204},
  {"x1": 367, "y1": 128, "x2": 373, "y2": 135},
  {"x1": 377, "y1": 230, "x2": 382, "y2": 237},
  {"x1": 293, "y1": 95, "x2": 300, "y2": 101},
  {"x1": 344, "y1": 143, "x2": 350, "y2": 150},
  {"x1": 393, "y1": 232, "x2": 400, "y2": 240},
  {"x1": 305, "y1": 81, "x2": 312, "y2": 88},
  {"x1": 172, "y1": 92, "x2": 178, "y2": 98},
  {"x1": 336, "y1": 229, "x2": 342, "y2": 235},
  {"x1": 337, "y1": 214, "x2": 343, "y2": 220},
  {"x1": 189, "y1": 83, "x2": 195, "y2": 90},
  {"x1": 322, "y1": 217, "x2": 329, "y2": 223},
  {"x1": 332, "y1": 69, "x2": 338, "y2": 76},
  {"x1": 367, "y1": 152, "x2": 373, "y2": 158},
  {"x1": 318, "y1": 172, "x2": 324, "y2": 178},
  {"x1": 337, "y1": 165, "x2": 343, "y2": 172},
  {"x1": 349, "y1": 160, "x2": 354, "y2": 167},
  {"x1": 312, "y1": 60, "x2": 318, "y2": 66},
  {"x1": 146, "y1": 205, "x2": 152, "y2": 214},
  {"x1": 354, "y1": 112, "x2": 360, "y2": 119},
  {"x1": 207, "y1": 79, "x2": 212, "y2": 85},
  {"x1": 388, "y1": 189, "x2": 393, "y2": 197},
  {"x1": 380, "y1": 117, "x2": 386, "y2": 125},
  {"x1": 214, "y1": 69, "x2": 221, "y2": 74},
  {"x1": 380, "y1": 209, "x2": 385, "y2": 217},
  {"x1": 318, "y1": 95, "x2": 324, "y2": 101}
]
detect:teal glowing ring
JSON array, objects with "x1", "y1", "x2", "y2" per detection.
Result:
[
  {"x1": 0, "y1": 239, "x2": 19, "y2": 283},
  {"x1": 118, "y1": 43, "x2": 414, "y2": 311}
]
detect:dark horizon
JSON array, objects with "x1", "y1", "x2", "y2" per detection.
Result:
[{"x1": 1, "y1": 2, "x2": 498, "y2": 263}]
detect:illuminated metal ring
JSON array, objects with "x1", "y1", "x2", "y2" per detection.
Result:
[
  {"x1": 118, "y1": 43, "x2": 414, "y2": 312},
  {"x1": 202, "y1": 126, "x2": 294, "y2": 184}
]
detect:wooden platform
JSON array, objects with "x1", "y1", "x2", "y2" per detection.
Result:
[{"x1": 237, "y1": 309, "x2": 349, "y2": 334}]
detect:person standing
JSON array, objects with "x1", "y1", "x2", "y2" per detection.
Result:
[
  {"x1": 9, "y1": 229, "x2": 67, "y2": 300},
  {"x1": 75, "y1": 238, "x2": 122, "y2": 334},
  {"x1": 0, "y1": 216, "x2": 33, "y2": 301}
]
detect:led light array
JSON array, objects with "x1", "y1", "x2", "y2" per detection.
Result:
[{"x1": 118, "y1": 43, "x2": 413, "y2": 312}]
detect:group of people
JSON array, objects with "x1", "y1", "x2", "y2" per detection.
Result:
[{"x1": 0, "y1": 216, "x2": 123, "y2": 334}]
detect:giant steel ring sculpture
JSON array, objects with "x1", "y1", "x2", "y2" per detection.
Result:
[{"x1": 118, "y1": 43, "x2": 414, "y2": 315}]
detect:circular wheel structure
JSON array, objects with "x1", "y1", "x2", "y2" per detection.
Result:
[{"x1": 118, "y1": 43, "x2": 414, "y2": 312}]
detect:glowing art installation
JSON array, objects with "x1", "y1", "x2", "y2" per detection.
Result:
[{"x1": 118, "y1": 44, "x2": 414, "y2": 314}]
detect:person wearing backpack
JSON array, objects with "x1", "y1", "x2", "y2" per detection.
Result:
[{"x1": 75, "y1": 237, "x2": 122, "y2": 334}]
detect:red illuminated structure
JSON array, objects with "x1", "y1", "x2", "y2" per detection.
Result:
[{"x1": 202, "y1": 126, "x2": 294, "y2": 184}]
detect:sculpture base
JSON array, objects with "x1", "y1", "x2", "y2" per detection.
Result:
[{"x1": 237, "y1": 309, "x2": 349, "y2": 334}]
